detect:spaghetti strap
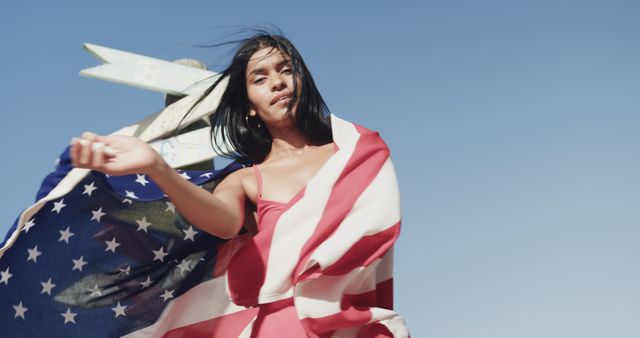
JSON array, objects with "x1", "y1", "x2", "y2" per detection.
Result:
[{"x1": 252, "y1": 164, "x2": 263, "y2": 197}]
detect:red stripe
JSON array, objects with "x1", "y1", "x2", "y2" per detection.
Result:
[
  {"x1": 344, "y1": 278, "x2": 394, "y2": 310},
  {"x1": 249, "y1": 297, "x2": 309, "y2": 337},
  {"x1": 162, "y1": 307, "x2": 258, "y2": 338},
  {"x1": 214, "y1": 233, "x2": 251, "y2": 278},
  {"x1": 301, "y1": 222, "x2": 400, "y2": 280},
  {"x1": 376, "y1": 277, "x2": 394, "y2": 311},
  {"x1": 299, "y1": 278, "x2": 392, "y2": 336},
  {"x1": 299, "y1": 306, "x2": 370, "y2": 338},
  {"x1": 294, "y1": 125, "x2": 390, "y2": 283},
  {"x1": 357, "y1": 323, "x2": 394, "y2": 338}
]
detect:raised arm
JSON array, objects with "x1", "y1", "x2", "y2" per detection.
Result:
[{"x1": 70, "y1": 132, "x2": 246, "y2": 239}]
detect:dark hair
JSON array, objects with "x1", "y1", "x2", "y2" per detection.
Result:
[{"x1": 181, "y1": 32, "x2": 332, "y2": 164}]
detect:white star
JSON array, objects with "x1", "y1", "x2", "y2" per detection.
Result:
[
  {"x1": 152, "y1": 246, "x2": 168, "y2": 262},
  {"x1": 90, "y1": 207, "x2": 106, "y2": 222},
  {"x1": 176, "y1": 259, "x2": 192, "y2": 275},
  {"x1": 182, "y1": 226, "x2": 198, "y2": 241},
  {"x1": 200, "y1": 172, "x2": 213, "y2": 178},
  {"x1": 165, "y1": 201, "x2": 175, "y2": 213},
  {"x1": 179, "y1": 171, "x2": 191, "y2": 180},
  {"x1": 88, "y1": 284, "x2": 102, "y2": 297},
  {"x1": 105, "y1": 237, "x2": 121, "y2": 253},
  {"x1": 60, "y1": 308, "x2": 77, "y2": 324},
  {"x1": 111, "y1": 301, "x2": 127, "y2": 318},
  {"x1": 41, "y1": 278, "x2": 56, "y2": 295},
  {"x1": 1, "y1": 267, "x2": 13, "y2": 285},
  {"x1": 54, "y1": 157, "x2": 61, "y2": 167},
  {"x1": 119, "y1": 265, "x2": 131, "y2": 276},
  {"x1": 58, "y1": 226, "x2": 74, "y2": 244},
  {"x1": 26, "y1": 245, "x2": 42, "y2": 263},
  {"x1": 22, "y1": 219, "x2": 36, "y2": 233},
  {"x1": 82, "y1": 181, "x2": 98, "y2": 196},
  {"x1": 160, "y1": 289, "x2": 174, "y2": 302},
  {"x1": 72, "y1": 256, "x2": 88, "y2": 272},
  {"x1": 135, "y1": 174, "x2": 149, "y2": 186},
  {"x1": 136, "y1": 217, "x2": 152, "y2": 233},
  {"x1": 125, "y1": 190, "x2": 139, "y2": 199},
  {"x1": 140, "y1": 276, "x2": 153, "y2": 289},
  {"x1": 13, "y1": 301, "x2": 27, "y2": 319},
  {"x1": 122, "y1": 198, "x2": 133, "y2": 205},
  {"x1": 51, "y1": 199, "x2": 67, "y2": 214}
]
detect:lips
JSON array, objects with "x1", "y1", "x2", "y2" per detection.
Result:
[{"x1": 271, "y1": 92, "x2": 292, "y2": 105}]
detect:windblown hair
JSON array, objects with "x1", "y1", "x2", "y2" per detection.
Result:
[{"x1": 181, "y1": 32, "x2": 332, "y2": 164}]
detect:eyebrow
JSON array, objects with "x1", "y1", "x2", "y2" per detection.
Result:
[{"x1": 247, "y1": 59, "x2": 292, "y2": 78}]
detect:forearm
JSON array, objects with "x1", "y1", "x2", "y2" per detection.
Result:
[{"x1": 147, "y1": 156, "x2": 242, "y2": 239}]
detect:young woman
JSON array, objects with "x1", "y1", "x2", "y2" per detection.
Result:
[{"x1": 71, "y1": 34, "x2": 408, "y2": 337}]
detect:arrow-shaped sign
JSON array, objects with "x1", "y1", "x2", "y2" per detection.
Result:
[{"x1": 80, "y1": 43, "x2": 218, "y2": 96}]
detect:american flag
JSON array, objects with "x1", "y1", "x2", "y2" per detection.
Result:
[{"x1": 0, "y1": 115, "x2": 409, "y2": 337}]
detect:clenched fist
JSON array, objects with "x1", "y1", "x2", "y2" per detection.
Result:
[{"x1": 70, "y1": 131, "x2": 161, "y2": 177}]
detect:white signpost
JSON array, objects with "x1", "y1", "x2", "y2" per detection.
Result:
[{"x1": 80, "y1": 43, "x2": 231, "y2": 168}]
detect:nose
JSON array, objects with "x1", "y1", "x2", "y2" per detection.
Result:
[{"x1": 270, "y1": 73, "x2": 287, "y2": 91}]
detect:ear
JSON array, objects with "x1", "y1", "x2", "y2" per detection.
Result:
[{"x1": 248, "y1": 106, "x2": 258, "y2": 117}]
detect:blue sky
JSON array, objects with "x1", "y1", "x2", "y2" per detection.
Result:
[{"x1": 1, "y1": 1, "x2": 639, "y2": 337}]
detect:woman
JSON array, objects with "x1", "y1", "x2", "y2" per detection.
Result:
[{"x1": 71, "y1": 34, "x2": 408, "y2": 337}]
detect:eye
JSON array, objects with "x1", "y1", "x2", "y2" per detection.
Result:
[
  {"x1": 253, "y1": 77, "x2": 266, "y2": 84},
  {"x1": 281, "y1": 68, "x2": 292, "y2": 74}
]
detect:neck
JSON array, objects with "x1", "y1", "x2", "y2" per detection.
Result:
[{"x1": 266, "y1": 126, "x2": 315, "y2": 159}]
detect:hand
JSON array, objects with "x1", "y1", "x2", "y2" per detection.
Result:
[{"x1": 70, "y1": 131, "x2": 161, "y2": 176}]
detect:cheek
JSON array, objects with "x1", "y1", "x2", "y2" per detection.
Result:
[
  {"x1": 248, "y1": 86, "x2": 268, "y2": 105},
  {"x1": 246, "y1": 86, "x2": 262, "y2": 108}
]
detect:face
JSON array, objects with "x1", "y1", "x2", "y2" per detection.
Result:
[{"x1": 245, "y1": 47, "x2": 298, "y2": 129}]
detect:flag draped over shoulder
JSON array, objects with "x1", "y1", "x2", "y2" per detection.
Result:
[
  {"x1": 0, "y1": 114, "x2": 409, "y2": 338},
  {"x1": 0, "y1": 144, "x2": 243, "y2": 337}
]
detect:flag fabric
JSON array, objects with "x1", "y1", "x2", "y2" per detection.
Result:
[{"x1": 0, "y1": 114, "x2": 409, "y2": 337}]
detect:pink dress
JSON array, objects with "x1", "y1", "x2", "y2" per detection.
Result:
[{"x1": 247, "y1": 164, "x2": 308, "y2": 337}]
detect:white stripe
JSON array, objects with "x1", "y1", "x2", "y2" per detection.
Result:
[
  {"x1": 237, "y1": 317, "x2": 256, "y2": 338},
  {"x1": 376, "y1": 247, "x2": 394, "y2": 283},
  {"x1": 369, "y1": 308, "x2": 411, "y2": 338},
  {"x1": 294, "y1": 260, "x2": 382, "y2": 318},
  {"x1": 329, "y1": 309, "x2": 410, "y2": 338},
  {"x1": 306, "y1": 158, "x2": 400, "y2": 271},
  {"x1": 122, "y1": 274, "x2": 251, "y2": 337}
]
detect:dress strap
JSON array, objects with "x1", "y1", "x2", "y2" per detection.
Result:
[{"x1": 252, "y1": 164, "x2": 263, "y2": 198}]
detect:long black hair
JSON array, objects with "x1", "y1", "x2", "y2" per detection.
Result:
[{"x1": 180, "y1": 32, "x2": 332, "y2": 164}]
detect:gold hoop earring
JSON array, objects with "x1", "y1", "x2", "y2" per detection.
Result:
[{"x1": 245, "y1": 114, "x2": 262, "y2": 129}]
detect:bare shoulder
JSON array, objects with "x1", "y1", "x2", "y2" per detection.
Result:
[
  {"x1": 214, "y1": 166, "x2": 251, "y2": 189},
  {"x1": 212, "y1": 166, "x2": 259, "y2": 204},
  {"x1": 210, "y1": 166, "x2": 248, "y2": 196}
]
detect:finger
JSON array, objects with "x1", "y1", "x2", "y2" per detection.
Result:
[
  {"x1": 80, "y1": 131, "x2": 98, "y2": 166},
  {"x1": 104, "y1": 146, "x2": 116, "y2": 157},
  {"x1": 78, "y1": 138, "x2": 93, "y2": 167},
  {"x1": 93, "y1": 135, "x2": 116, "y2": 157},
  {"x1": 91, "y1": 142, "x2": 105, "y2": 169},
  {"x1": 70, "y1": 137, "x2": 80, "y2": 167},
  {"x1": 93, "y1": 134, "x2": 108, "y2": 143},
  {"x1": 82, "y1": 131, "x2": 97, "y2": 141}
]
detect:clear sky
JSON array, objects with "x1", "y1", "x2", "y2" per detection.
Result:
[{"x1": 1, "y1": 1, "x2": 639, "y2": 337}]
